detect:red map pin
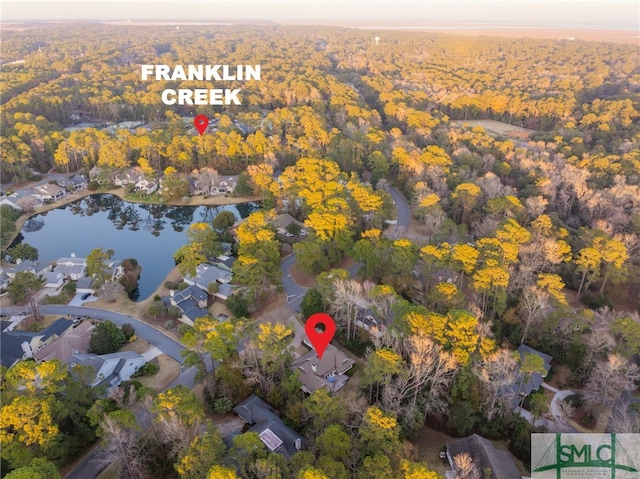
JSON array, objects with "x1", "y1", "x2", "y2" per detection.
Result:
[
  {"x1": 305, "y1": 313, "x2": 336, "y2": 360},
  {"x1": 194, "y1": 114, "x2": 209, "y2": 136}
]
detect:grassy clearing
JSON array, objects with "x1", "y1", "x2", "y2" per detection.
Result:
[{"x1": 137, "y1": 354, "x2": 181, "y2": 391}]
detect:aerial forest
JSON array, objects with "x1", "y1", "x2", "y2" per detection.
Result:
[{"x1": 1, "y1": 23, "x2": 639, "y2": 479}]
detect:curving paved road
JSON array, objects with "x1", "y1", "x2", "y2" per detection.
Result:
[
  {"x1": 1, "y1": 305, "x2": 186, "y2": 364},
  {"x1": 387, "y1": 185, "x2": 410, "y2": 230}
]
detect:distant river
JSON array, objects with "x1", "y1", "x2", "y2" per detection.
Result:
[{"x1": 11, "y1": 194, "x2": 260, "y2": 301}]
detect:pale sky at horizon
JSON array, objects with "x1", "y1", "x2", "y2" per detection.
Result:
[{"x1": 1, "y1": 1, "x2": 638, "y2": 30}]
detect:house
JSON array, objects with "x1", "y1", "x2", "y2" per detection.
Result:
[
  {"x1": 5, "y1": 260, "x2": 38, "y2": 278},
  {"x1": 134, "y1": 177, "x2": 158, "y2": 195},
  {"x1": 105, "y1": 259, "x2": 125, "y2": 281},
  {"x1": 0, "y1": 330, "x2": 40, "y2": 368},
  {"x1": 214, "y1": 283, "x2": 239, "y2": 301},
  {"x1": 0, "y1": 318, "x2": 76, "y2": 368},
  {"x1": 169, "y1": 285, "x2": 210, "y2": 326},
  {"x1": 37, "y1": 318, "x2": 75, "y2": 350},
  {"x1": 515, "y1": 344, "x2": 552, "y2": 401},
  {"x1": 31, "y1": 184, "x2": 66, "y2": 202},
  {"x1": 76, "y1": 277, "x2": 95, "y2": 294},
  {"x1": 355, "y1": 307, "x2": 386, "y2": 339},
  {"x1": 271, "y1": 213, "x2": 306, "y2": 236},
  {"x1": 0, "y1": 269, "x2": 10, "y2": 289},
  {"x1": 445, "y1": 434, "x2": 522, "y2": 479},
  {"x1": 183, "y1": 263, "x2": 233, "y2": 290},
  {"x1": 4, "y1": 260, "x2": 51, "y2": 281},
  {"x1": 290, "y1": 344, "x2": 355, "y2": 394},
  {"x1": 233, "y1": 394, "x2": 304, "y2": 458},
  {"x1": 89, "y1": 166, "x2": 112, "y2": 184},
  {"x1": 35, "y1": 320, "x2": 94, "y2": 363},
  {"x1": 69, "y1": 174, "x2": 88, "y2": 190},
  {"x1": 213, "y1": 255, "x2": 236, "y2": 271},
  {"x1": 44, "y1": 271, "x2": 65, "y2": 288},
  {"x1": 54, "y1": 254, "x2": 87, "y2": 280},
  {"x1": 69, "y1": 351, "x2": 146, "y2": 389},
  {"x1": 114, "y1": 169, "x2": 143, "y2": 187},
  {"x1": 219, "y1": 242, "x2": 234, "y2": 256},
  {"x1": 171, "y1": 285, "x2": 208, "y2": 309},
  {"x1": 212, "y1": 175, "x2": 238, "y2": 195},
  {"x1": 0, "y1": 197, "x2": 22, "y2": 211}
]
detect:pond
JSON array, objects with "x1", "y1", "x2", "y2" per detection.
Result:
[{"x1": 11, "y1": 194, "x2": 260, "y2": 301}]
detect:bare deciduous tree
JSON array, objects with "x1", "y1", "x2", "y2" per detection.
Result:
[
  {"x1": 476, "y1": 348, "x2": 520, "y2": 420},
  {"x1": 330, "y1": 278, "x2": 367, "y2": 341},
  {"x1": 584, "y1": 354, "x2": 640, "y2": 413},
  {"x1": 454, "y1": 452, "x2": 480, "y2": 479},
  {"x1": 381, "y1": 334, "x2": 458, "y2": 418}
]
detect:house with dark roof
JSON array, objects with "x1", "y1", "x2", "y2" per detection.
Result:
[
  {"x1": 1, "y1": 330, "x2": 40, "y2": 368},
  {"x1": 355, "y1": 306, "x2": 386, "y2": 339},
  {"x1": 512, "y1": 344, "x2": 552, "y2": 406},
  {"x1": 445, "y1": 434, "x2": 522, "y2": 479},
  {"x1": 38, "y1": 318, "x2": 75, "y2": 349},
  {"x1": 0, "y1": 318, "x2": 74, "y2": 368},
  {"x1": 76, "y1": 277, "x2": 95, "y2": 294},
  {"x1": 69, "y1": 174, "x2": 88, "y2": 189},
  {"x1": 35, "y1": 320, "x2": 94, "y2": 363},
  {"x1": 168, "y1": 285, "x2": 210, "y2": 325},
  {"x1": 233, "y1": 394, "x2": 304, "y2": 458},
  {"x1": 290, "y1": 343, "x2": 355, "y2": 394}
]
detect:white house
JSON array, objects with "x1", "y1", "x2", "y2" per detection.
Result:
[
  {"x1": 134, "y1": 178, "x2": 158, "y2": 195},
  {"x1": 114, "y1": 169, "x2": 143, "y2": 187},
  {"x1": 183, "y1": 263, "x2": 233, "y2": 290},
  {"x1": 70, "y1": 351, "x2": 146, "y2": 389},
  {"x1": 30, "y1": 184, "x2": 66, "y2": 202},
  {"x1": 54, "y1": 254, "x2": 87, "y2": 280}
]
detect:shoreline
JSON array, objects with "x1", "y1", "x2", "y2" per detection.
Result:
[{"x1": 5, "y1": 186, "x2": 262, "y2": 252}]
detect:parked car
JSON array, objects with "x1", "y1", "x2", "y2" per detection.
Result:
[{"x1": 81, "y1": 293, "x2": 91, "y2": 300}]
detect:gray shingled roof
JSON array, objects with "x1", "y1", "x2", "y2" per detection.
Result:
[
  {"x1": 41, "y1": 318, "x2": 74, "y2": 342},
  {"x1": 446, "y1": 434, "x2": 522, "y2": 479},
  {"x1": 1, "y1": 331, "x2": 38, "y2": 368},
  {"x1": 233, "y1": 394, "x2": 304, "y2": 458}
]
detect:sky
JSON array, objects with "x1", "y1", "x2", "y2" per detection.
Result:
[{"x1": 1, "y1": 0, "x2": 639, "y2": 30}]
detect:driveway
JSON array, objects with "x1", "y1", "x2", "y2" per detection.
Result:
[
  {"x1": 68, "y1": 293, "x2": 98, "y2": 306},
  {"x1": 280, "y1": 253, "x2": 308, "y2": 312},
  {"x1": 387, "y1": 185, "x2": 410, "y2": 229}
]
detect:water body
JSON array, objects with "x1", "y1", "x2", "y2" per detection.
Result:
[{"x1": 12, "y1": 194, "x2": 260, "y2": 301}]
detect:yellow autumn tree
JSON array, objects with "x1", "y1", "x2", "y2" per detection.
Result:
[
  {"x1": 247, "y1": 163, "x2": 275, "y2": 195},
  {"x1": 536, "y1": 273, "x2": 567, "y2": 305},
  {"x1": 207, "y1": 465, "x2": 238, "y2": 479},
  {"x1": 593, "y1": 236, "x2": 628, "y2": 294},
  {"x1": 452, "y1": 182, "x2": 481, "y2": 225}
]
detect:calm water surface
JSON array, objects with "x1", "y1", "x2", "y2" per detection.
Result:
[{"x1": 13, "y1": 194, "x2": 259, "y2": 300}]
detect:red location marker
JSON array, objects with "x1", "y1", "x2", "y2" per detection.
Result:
[
  {"x1": 194, "y1": 114, "x2": 209, "y2": 136},
  {"x1": 305, "y1": 313, "x2": 336, "y2": 360}
]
